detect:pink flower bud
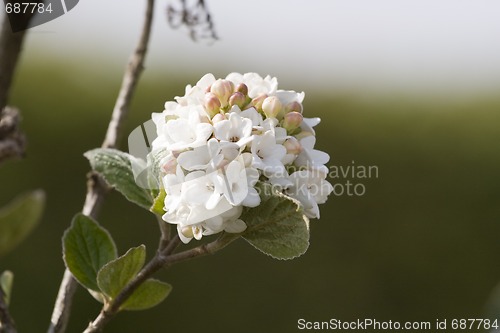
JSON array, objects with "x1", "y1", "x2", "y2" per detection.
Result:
[
  {"x1": 161, "y1": 155, "x2": 178, "y2": 174},
  {"x1": 262, "y1": 96, "x2": 282, "y2": 118},
  {"x1": 235, "y1": 83, "x2": 248, "y2": 96},
  {"x1": 205, "y1": 92, "x2": 221, "y2": 117},
  {"x1": 210, "y1": 79, "x2": 234, "y2": 107},
  {"x1": 211, "y1": 113, "x2": 226, "y2": 124},
  {"x1": 228, "y1": 92, "x2": 246, "y2": 109},
  {"x1": 283, "y1": 137, "x2": 302, "y2": 155},
  {"x1": 285, "y1": 101, "x2": 303, "y2": 114},
  {"x1": 282, "y1": 111, "x2": 303, "y2": 132},
  {"x1": 250, "y1": 94, "x2": 267, "y2": 110}
]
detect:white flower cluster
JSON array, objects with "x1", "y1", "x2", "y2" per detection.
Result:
[{"x1": 151, "y1": 73, "x2": 333, "y2": 243}]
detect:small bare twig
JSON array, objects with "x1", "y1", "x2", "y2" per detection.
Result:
[
  {"x1": 47, "y1": 0, "x2": 156, "y2": 332},
  {"x1": 0, "y1": 287, "x2": 16, "y2": 333},
  {"x1": 167, "y1": 0, "x2": 218, "y2": 42}
]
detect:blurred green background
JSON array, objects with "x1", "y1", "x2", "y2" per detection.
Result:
[{"x1": 1, "y1": 55, "x2": 500, "y2": 333}]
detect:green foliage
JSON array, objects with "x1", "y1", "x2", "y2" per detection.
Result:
[
  {"x1": 62, "y1": 214, "x2": 117, "y2": 291},
  {"x1": 120, "y1": 279, "x2": 172, "y2": 311},
  {"x1": 241, "y1": 182, "x2": 310, "y2": 260},
  {"x1": 0, "y1": 190, "x2": 45, "y2": 257},
  {"x1": 97, "y1": 245, "x2": 146, "y2": 300},
  {"x1": 150, "y1": 188, "x2": 166, "y2": 215},
  {"x1": 0, "y1": 270, "x2": 14, "y2": 306},
  {"x1": 84, "y1": 148, "x2": 153, "y2": 209}
]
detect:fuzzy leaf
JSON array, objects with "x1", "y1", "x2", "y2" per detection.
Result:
[
  {"x1": 0, "y1": 270, "x2": 14, "y2": 306},
  {"x1": 241, "y1": 182, "x2": 310, "y2": 260},
  {"x1": 121, "y1": 279, "x2": 172, "y2": 311},
  {"x1": 84, "y1": 148, "x2": 152, "y2": 209},
  {"x1": 0, "y1": 190, "x2": 45, "y2": 257},
  {"x1": 63, "y1": 214, "x2": 117, "y2": 291},
  {"x1": 97, "y1": 245, "x2": 146, "y2": 299}
]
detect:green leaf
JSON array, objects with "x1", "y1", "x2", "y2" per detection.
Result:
[
  {"x1": 0, "y1": 190, "x2": 45, "y2": 257},
  {"x1": 150, "y1": 188, "x2": 166, "y2": 215},
  {"x1": 121, "y1": 279, "x2": 172, "y2": 311},
  {"x1": 63, "y1": 214, "x2": 117, "y2": 291},
  {"x1": 241, "y1": 182, "x2": 310, "y2": 260},
  {"x1": 0, "y1": 270, "x2": 14, "y2": 306},
  {"x1": 84, "y1": 148, "x2": 152, "y2": 209},
  {"x1": 97, "y1": 245, "x2": 146, "y2": 299}
]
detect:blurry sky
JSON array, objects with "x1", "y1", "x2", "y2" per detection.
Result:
[{"x1": 4, "y1": 0, "x2": 500, "y2": 93}]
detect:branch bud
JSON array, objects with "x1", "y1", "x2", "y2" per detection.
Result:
[
  {"x1": 228, "y1": 92, "x2": 246, "y2": 109},
  {"x1": 262, "y1": 96, "x2": 282, "y2": 118},
  {"x1": 210, "y1": 79, "x2": 234, "y2": 107},
  {"x1": 283, "y1": 137, "x2": 302, "y2": 155},
  {"x1": 235, "y1": 83, "x2": 248, "y2": 96},
  {"x1": 250, "y1": 94, "x2": 267, "y2": 111},
  {"x1": 285, "y1": 101, "x2": 303, "y2": 114},
  {"x1": 282, "y1": 111, "x2": 303, "y2": 132},
  {"x1": 205, "y1": 92, "x2": 221, "y2": 117}
]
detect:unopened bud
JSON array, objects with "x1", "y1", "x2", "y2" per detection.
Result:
[
  {"x1": 211, "y1": 79, "x2": 234, "y2": 107},
  {"x1": 282, "y1": 112, "x2": 303, "y2": 132},
  {"x1": 161, "y1": 155, "x2": 178, "y2": 174},
  {"x1": 285, "y1": 101, "x2": 303, "y2": 114},
  {"x1": 283, "y1": 137, "x2": 302, "y2": 155},
  {"x1": 211, "y1": 113, "x2": 226, "y2": 124},
  {"x1": 205, "y1": 92, "x2": 221, "y2": 117},
  {"x1": 262, "y1": 96, "x2": 282, "y2": 118},
  {"x1": 229, "y1": 92, "x2": 246, "y2": 109},
  {"x1": 250, "y1": 94, "x2": 267, "y2": 111},
  {"x1": 235, "y1": 83, "x2": 248, "y2": 96},
  {"x1": 181, "y1": 226, "x2": 194, "y2": 239}
]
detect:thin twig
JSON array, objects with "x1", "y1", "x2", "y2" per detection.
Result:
[
  {"x1": 0, "y1": 287, "x2": 16, "y2": 333},
  {"x1": 157, "y1": 215, "x2": 172, "y2": 251},
  {"x1": 83, "y1": 233, "x2": 239, "y2": 333},
  {"x1": 0, "y1": 15, "x2": 27, "y2": 109},
  {"x1": 47, "y1": 1, "x2": 156, "y2": 332}
]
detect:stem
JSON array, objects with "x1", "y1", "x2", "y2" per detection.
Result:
[
  {"x1": 0, "y1": 286, "x2": 15, "y2": 333},
  {"x1": 83, "y1": 233, "x2": 240, "y2": 333},
  {"x1": 0, "y1": 15, "x2": 27, "y2": 109},
  {"x1": 157, "y1": 216, "x2": 172, "y2": 251},
  {"x1": 47, "y1": 0, "x2": 156, "y2": 332}
]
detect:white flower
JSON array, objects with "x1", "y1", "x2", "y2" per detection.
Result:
[
  {"x1": 152, "y1": 107, "x2": 213, "y2": 152},
  {"x1": 177, "y1": 138, "x2": 222, "y2": 171},
  {"x1": 225, "y1": 72, "x2": 278, "y2": 98},
  {"x1": 181, "y1": 169, "x2": 225, "y2": 213},
  {"x1": 251, "y1": 131, "x2": 286, "y2": 177},
  {"x1": 214, "y1": 110, "x2": 253, "y2": 148},
  {"x1": 285, "y1": 169, "x2": 333, "y2": 219},
  {"x1": 300, "y1": 117, "x2": 321, "y2": 135},
  {"x1": 294, "y1": 135, "x2": 330, "y2": 170},
  {"x1": 175, "y1": 73, "x2": 215, "y2": 106},
  {"x1": 146, "y1": 72, "x2": 332, "y2": 243},
  {"x1": 233, "y1": 107, "x2": 263, "y2": 127}
]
